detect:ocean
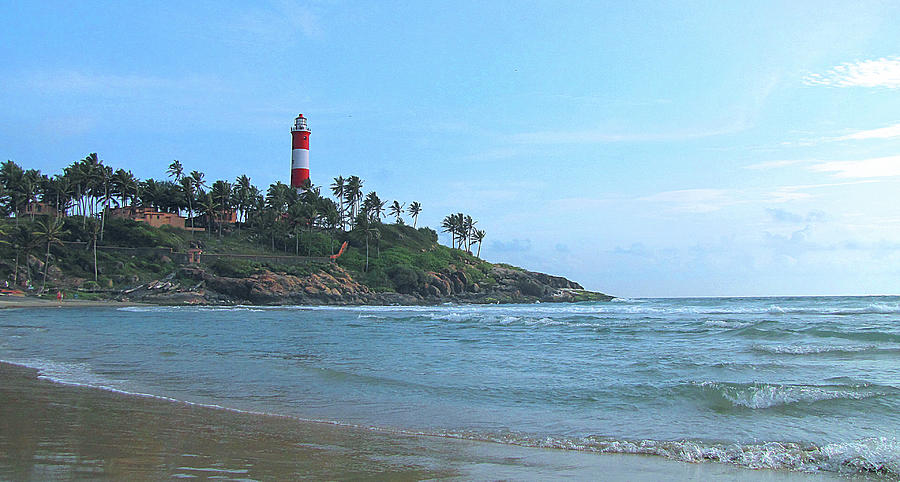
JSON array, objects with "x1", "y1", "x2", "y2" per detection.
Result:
[{"x1": 1, "y1": 296, "x2": 898, "y2": 477}]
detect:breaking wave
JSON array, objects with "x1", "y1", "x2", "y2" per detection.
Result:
[
  {"x1": 690, "y1": 381, "x2": 894, "y2": 409},
  {"x1": 453, "y1": 433, "x2": 900, "y2": 476},
  {"x1": 752, "y1": 344, "x2": 900, "y2": 355}
]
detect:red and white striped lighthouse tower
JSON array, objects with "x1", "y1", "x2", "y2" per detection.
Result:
[{"x1": 290, "y1": 114, "x2": 311, "y2": 191}]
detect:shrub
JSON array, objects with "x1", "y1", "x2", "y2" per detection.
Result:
[
  {"x1": 208, "y1": 258, "x2": 260, "y2": 278},
  {"x1": 388, "y1": 265, "x2": 426, "y2": 294}
]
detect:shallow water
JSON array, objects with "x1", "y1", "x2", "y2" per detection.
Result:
[{"x1": 1, "y1": 296, "x2": 898, "y2": 476}]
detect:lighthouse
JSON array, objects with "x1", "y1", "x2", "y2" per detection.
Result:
[{"x1": 290, "y1": 114, "x2": 311, "y2": 191}]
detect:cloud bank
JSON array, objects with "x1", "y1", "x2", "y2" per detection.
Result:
[{"x1": 804, "y1": 57, "x2": 900, "y2": 88}]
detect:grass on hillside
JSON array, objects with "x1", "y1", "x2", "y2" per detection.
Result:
[{"x1": 1, "y1": 216, "x2": 512, "y2": 295}]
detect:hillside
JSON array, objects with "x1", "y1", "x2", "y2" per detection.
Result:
[{"x1": 0, "y1": 216, "x2": 612, "y2": 305}]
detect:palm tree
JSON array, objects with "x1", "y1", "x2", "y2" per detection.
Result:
[
  {"x1": 140, "y1": 179, "x2": 165, "y2": 211},
  {"x1": 190, "y1": 170, "x2": 207, "y2": 193},
  {"x1": 407, "y1": 201, "x2": 422, "y2": 228},
  {"x1": 472, "y1": 229, "x2": 486, "y2": 258},
  {"x1": 361, "y1": 191, "x2": 385, "y2": 222},
  {"x1": 111, "y1": 169, "x2": 137, "y2": 207},
  {"x1": 34, "y1": 216, "x2": 68, "y2": 293},
  {"x1": 96, "y1": 165, "x2": 113, "y2": 240},
  {"x1": 330, "y1": 176, "x2": 346, "y2": 229},
  {"x1": 167, "y1": 160, "x2": 184, "y2": 182},
  {"x1": 9, "y1": 225, "x2": 39, "y2": 286},
  {"x1": 0, "y1": 161, "x2": 26, "y2": 223},
  {"x1": 180, "y1": 176, "x2": 197, "y2": 232},
  {"x1": 389, "y1": 200, "x2": 404, "y2": 224},
  {"x1": 43, "y1": 174, "x2": 73, "y2": 215},
  {"x1": 22, "y1": 169, "x2": 43, "y2": 221},
  {"x1": 86, "y1": 217, "x2": 101, "y2": 282},
  {"x1": 197, "y1": 192, "x2": 220, "y2": 238},
  {"x1": 234, "y1": 174, "x2": 253, "y2": 224},
  {"x1": 441, "y1": 214, "x2": 455, "y2": 248},
  {"x1": 344, "y1": 176, "x2": 363, "y2": 228},
  {"x1": 80, "y1": 153, "x2": 103, "y2": 220},
  {"x1": 463, "y1": 215, "x2": 476, "y2": 252},
  {"x1": 211, "y1": 180, "x2": 233, "y2": 238}
]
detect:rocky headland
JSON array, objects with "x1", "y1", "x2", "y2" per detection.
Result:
[{"x1": 119, "y1": 263, "x2": 612, "y2": 306}]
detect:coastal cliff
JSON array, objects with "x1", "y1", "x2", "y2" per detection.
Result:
[
  {"x1": 2, "y1": 216, "x2": 612, "y2": 306},
  {"x1": 119, "y1": 263, "x2": 612, "y2": 306}
]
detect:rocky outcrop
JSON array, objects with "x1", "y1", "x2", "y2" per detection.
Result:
[
  {"x1": 119, "y1": 263, "x2": 611, "y2": 306},
  {"x1": 126, "y1": 265, "x2": 380, "y2": 305}
]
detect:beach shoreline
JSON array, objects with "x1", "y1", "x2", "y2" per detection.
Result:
[
  {"x1": 0, "y1": 360, "x2": 855, "y2": 480},
  {"x1": 0, "y1": 296, "x2": 147, "y2": 309}
]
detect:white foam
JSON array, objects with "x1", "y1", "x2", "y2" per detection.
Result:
[{"x1": 752, "y1": 344, "x2": 887, "y2": 355}]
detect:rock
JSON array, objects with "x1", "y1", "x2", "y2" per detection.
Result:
[{"x1": 136, "y1": 262, "x2": 609, "y2": 307}]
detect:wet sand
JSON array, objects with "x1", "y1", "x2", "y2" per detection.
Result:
[
  {"x1": 0, "y1": 297, "x2": 144, "y2": 309},
  {"x1": 0, "y1": 362, "x2": 858, "y2": 480}
]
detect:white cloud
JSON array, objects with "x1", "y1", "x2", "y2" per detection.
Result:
[
  {"x1": 743, "y1": 159, "x2": 809, "y2": 170},
  {"x1": 638, "y1": 188, "x2": 731, "y2": 213},
  {"x1": 765, "y1": 180, "x2": 881, "y2": 203},
  {"x1": 810, "y1": 156, "x2": 900, "y2": 178},
  {"x1": 836, "y1": 122, "x2": 900, "y2": 140},
  {"x1": 804, "y1": 57, "x2": 900, "y2": 88}
]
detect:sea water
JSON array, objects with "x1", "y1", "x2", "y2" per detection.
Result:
[{"x1": 1, "y1": 297, "x2": 898, "y2": 476}]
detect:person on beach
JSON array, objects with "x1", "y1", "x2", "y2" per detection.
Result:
[{"x1": 56, "y1": 290, "x2": 63, "y2": 303}]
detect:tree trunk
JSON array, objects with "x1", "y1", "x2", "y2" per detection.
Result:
[
  {"x1": 93, "y1": 232, "x2": 98, "y2": 282},
  {"x1": 40, "y1": 243, "x2": 50, "y2": 294}
]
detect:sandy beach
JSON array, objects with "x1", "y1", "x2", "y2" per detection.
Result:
[
  {"x1": 0, "y1": 361, "x2": 858, "y2": 481},
  {"x1": 0, "y1": 296, "x2": 144, "y2": 310}
]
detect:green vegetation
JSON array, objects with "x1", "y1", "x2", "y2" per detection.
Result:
[{"x1": 0, "y1": 155, "x2": 504, "y2": 296}]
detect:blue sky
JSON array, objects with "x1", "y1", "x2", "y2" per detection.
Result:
[{"x1": 3, "y1": 1, "x2": 900, "y2": 296}]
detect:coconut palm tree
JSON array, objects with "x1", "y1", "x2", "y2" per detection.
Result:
[
  {"x1": 21, "y1": 169, "x2": 43, "y2": 220},
  {"x1": 43, "y1": 174, "x2": 73, "y2": 215},
  {"x1": 441, "y1": 214, "x2": 457, "y2": 248},
  {"x1": 197, "y1": 192, "x2": 219, "y2": 238},
  {"x1": 211, "y1": 180, "x2": 233, "y2": 237},
  {"x1": 344, "y1": 176, "x2": 363, "y2": 228},
  {"x1": 86, "y1": 217, "x2": 101, "y2": 282},
  {"x1": 9, "y1": 224, "x2": 39, "y2": 286},
  {"x1": 190, "y1": 170, "x2": 207, "y2": 194},
  {"x1": 463, "y1": 215, "x2": 476, "y2": 252},
  {"x1": 0, "y1": 161, "x2": 26, "y2": 222},
  {"x1": 266, "y1": 181, "x2": 295, "y2": 214},
  {"x1": 34, "y1": 216, "x2": 68, "y2": 293},
  {"x1": 362, "y1": 192, "x2": 385, "y2": 222},
  {"x1": 389, "y1": 200, "x2": 404, "y2": 224},
  {"x1": 330, "y1": 176, "x2": 346, "y2": 229},
  {"x1": 111, "y1": 169, "x2": 138, "y2": 207},
  {"x1": 140, "y1": 179, "x2": 165, "y2": 211},
  {"x1": 472, "y1": 229, "x2": 486, "y2": 258},
  {"x1": 167, "y1": 160, "x2": 184, "y2": 182},
  {"x1": 96, "y1": 164, "x2": 114, "y2": 240},
  {"x1": 407, "y1": 201, "x2": 422, "y2": 228},
  {"x1": 234, "y1": 174, "x2": 253, "y2": 224},
  {"x1": 180, "y1": 176, "x2": 197, "y2": 232}
]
